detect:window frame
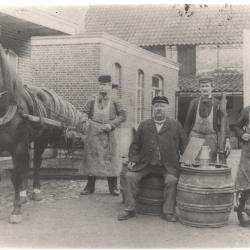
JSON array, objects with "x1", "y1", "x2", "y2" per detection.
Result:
[{"x1": 136, "y1": 69, "x2": 145, "y2": 124}]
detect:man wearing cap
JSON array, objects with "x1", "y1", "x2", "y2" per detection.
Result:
[
  {"x1": 118, "y1": 96, "x2": 187, "y2": 221},
  {"x1": 80, "y1": 74, "x2": 126, "y2": 196},
  {"x1": 184, "y1": 77, "x2": 231, "y2": 163}
]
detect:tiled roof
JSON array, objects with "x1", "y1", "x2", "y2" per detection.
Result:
[
  {"x1": 85, "y1": 5, "x2": 250, "y2": 46},
  {"x1": 179, "y1": 70, "x2": 243, "y2": 93}
]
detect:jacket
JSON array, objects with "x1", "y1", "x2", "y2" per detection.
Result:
[
  {"x1": 231, "y1": 106, "x2": 250, "y2": 142},
  {"x1": 128, "y1": 118, "x2": 188, "y2": 177}
]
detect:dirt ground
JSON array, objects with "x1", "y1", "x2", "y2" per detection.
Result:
[{"x1": 0, "y1": 150, "x2": 249, "y2": 249}]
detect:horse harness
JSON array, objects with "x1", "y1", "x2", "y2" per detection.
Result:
[{"x1": 0, "y1": 90, "x2": 18, "y2": 126}]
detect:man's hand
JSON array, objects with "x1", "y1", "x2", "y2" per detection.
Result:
[
  {"x1": 101, "y1": 124, "x2": 112, "y2": 132},
  {"x1": 127, "y1": 162, "x2": 136, "y2": 170},
  {"x1": 242, "y1": 133, "x2": 250, "y2": 142},
  {"x1": 80, "y1": 114, "x2": 88, "y2": 123}
]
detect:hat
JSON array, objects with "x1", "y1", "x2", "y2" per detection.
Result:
[
  {"x1": 198, "y1": 76, "x2": 214, "y2": 85},
  {"x1": 152, "y1": 96, "x2": 169, "y2": 105},
  {"x1": 98, "y1": 75, "x2": 111, "y2": 83}
]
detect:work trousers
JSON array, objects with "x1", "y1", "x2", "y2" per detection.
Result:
[
  {"x1": 124, "y1": 166, "x2": 178, "y2": 214},
  {"x1": 86, "y1": 176, "x2": 118, "y2": 191}
]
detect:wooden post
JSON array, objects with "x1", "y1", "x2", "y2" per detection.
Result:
[{"x1": 218, "y1": 92, "x2": 228, "y2": 164}]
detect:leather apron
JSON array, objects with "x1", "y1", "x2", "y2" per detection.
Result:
[{"x1": 80, "y1": 96, "x2": 119, "y2": 177}]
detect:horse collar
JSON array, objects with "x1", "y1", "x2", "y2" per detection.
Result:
[{"x1": 0, "y1": 104, "x2": 17, "y2": 126}]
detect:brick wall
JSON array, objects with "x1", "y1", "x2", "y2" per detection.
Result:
[
  {"x1": 31, "y1": 42, "x2": 100, "y2": 111},
  {"x1": 142, "y1": 45, "x2": 166, "y2": 57},
  {"x1": 196, "y1": 44, "x2": 242, "y2": 75}
]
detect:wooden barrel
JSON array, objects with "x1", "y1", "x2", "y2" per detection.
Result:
[
  {"x1": 136, "y1": 174, "x2": 164, "y2": 215},
  {"x1": 176, "y1": 165, "x2": 234, "y2": 228}
]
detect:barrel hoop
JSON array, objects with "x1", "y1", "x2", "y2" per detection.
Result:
[
  {"x1": 139, "y1": 186, "x2": 164, "y2": 191},
  {"x1": 178, "y1": 218, "x2": 228, "y2": 228},
  {"x1": 177, "y1": 185, "x2": 235, "y2": 194},
  {"x1": 177, "y1": 201, "x2": 233, "y2": 212},
  {"x1": 180, "y1": 166, "x2": 231, "y2": 175}
]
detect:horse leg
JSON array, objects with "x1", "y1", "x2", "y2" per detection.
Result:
[
  {"x1": 31, "y1": 141, "x2": 46, "y2": 201},
  {"x1": 9, "y1": 142, "x2": 29, "y2": 224}
]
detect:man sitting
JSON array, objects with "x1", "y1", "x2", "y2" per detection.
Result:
[{"x1": 118, "y1": 96, "x2": 188, "y2": 222}]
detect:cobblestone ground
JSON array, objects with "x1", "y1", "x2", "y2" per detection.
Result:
[{"x1": 0, "y1": 150, "x2": 250, "y2": 248}]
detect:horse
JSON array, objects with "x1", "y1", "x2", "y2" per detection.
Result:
[{"x1": 0, "y1": 43, "x2": 86, "y2": 223}]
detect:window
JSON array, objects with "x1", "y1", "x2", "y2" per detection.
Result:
[
  {"x1": 112, "y1": 63, "x2": 122, "y2": 98},
  {"x1": 152, "y1": 75, "x2": 164, "y2": 99},
  {"x1": 6, "y1": 49, "x2": 18, "y2": 73},
  {"x1": 136, "y1": 70, "x2": 144, "y2": 124}
]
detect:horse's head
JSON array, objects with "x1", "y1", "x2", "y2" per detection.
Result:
[{"x1": 0, "y1": 43, "x2": 22, "y2": 106}]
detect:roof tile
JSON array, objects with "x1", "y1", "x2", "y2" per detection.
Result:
[
  {"x1": 85, "y1": 5, "x2": 250, "y2": 46},
  {"x1": 179, "y1": 70, "x2": 243, "y2": 92}
]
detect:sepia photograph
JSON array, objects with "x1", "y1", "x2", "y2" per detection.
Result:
[{"x1": 0, "y1": 0, "x2": 250, "y2": 248}]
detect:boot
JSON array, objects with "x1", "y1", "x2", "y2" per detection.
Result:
[
  {"x1": 108, "y1": 177, "x2": 119, "y2": 196},
  {"x1": 80, "y1": 176, "x2": 96, "y2": 195}
]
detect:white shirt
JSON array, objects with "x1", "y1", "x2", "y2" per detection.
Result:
[{"x1": 154, "y1": 119, "x2": 166, "y2": 133}]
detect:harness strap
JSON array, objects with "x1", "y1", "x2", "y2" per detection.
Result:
[
  {"x1": 0, "y1": 91, "x2": 7, "y2": 97},
  {"x1": 0, "y1": 104, "x2": 17, "y2": 126}
]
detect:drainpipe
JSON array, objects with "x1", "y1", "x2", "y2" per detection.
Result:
[{"x1": 175, "y1": 92, "x2": 179, "y2": 120}]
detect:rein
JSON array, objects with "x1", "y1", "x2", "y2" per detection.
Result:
[
  {"x1": 0, "y1": 90, "x2": 17, "y2": 126},
  {"x1": 0, "y1": 90, "x2": 7, "y2": 97}
]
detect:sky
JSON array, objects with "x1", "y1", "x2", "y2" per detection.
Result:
[{"x1": 0, "y1": 0, "x2": 250, "y2": 6}]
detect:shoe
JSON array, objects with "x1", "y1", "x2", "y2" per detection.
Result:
[
  {"x1": 80, "y1": 188, "x2": 94, "y2": 195},
  {"x1": 118, "y1": 210, "x2": 136, "y2": 221},
  {"x1": 80, "y1": 177, "x2": 96, "y2": 195},
  {"x1": 161, "y1": 213, "x2": 178, "y2": 222},
  {"x1": 110, "y1": 188, "x2": 120, "y2": 196}
]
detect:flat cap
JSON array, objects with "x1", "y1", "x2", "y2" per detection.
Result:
[
  {"x1": 198, "y1": 76, "x2": 214, "y2": 84},
  {"x1": 98, "y1": 75, "x2": 111, "y2": 83},
  {"x1": 152, "y1": 96, "x2": 169, "y2": 105}
]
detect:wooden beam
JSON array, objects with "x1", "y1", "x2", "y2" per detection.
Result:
[{"x1": 22, "y1": 114, "x2": 76, "y2": 130}]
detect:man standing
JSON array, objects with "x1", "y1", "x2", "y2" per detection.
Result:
[
  {"x1": 80, "y1": 75, "x2": 126, "y2": 196},
  {"x1": 231, "y1": 106, "x2": 250, "y2": 191},
  {"x1": 118, "y1": 96, "x2": 187, "y2": 221},
  {"x1": 184, "y1": 77, "x2": 231, "y2": 163}
]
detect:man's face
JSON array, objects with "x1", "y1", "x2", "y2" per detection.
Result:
[
  {"x1": 99, "y1": 82, "x2": 112, "y2": 94},
  {"x1": 199, "y1": 82, "x2": 213, "y2": 97},
  {"x1": 153, "y1": 102, "x2": 168, "y2": 121}
]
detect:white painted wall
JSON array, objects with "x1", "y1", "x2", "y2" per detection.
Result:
[{"x1": 243, "y1": 29, "x2": 250, "y2": 107}]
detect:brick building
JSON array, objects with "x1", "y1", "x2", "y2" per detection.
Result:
[
  {"x1": 31, "y1": 33, "x2": 178, "y2": 127},
  {"x1": 0, "y1": 7, "x2": 178, "y2": 128},
  {"x1": 84, "y1": 5, "x2": 249, "y2": 132}
]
